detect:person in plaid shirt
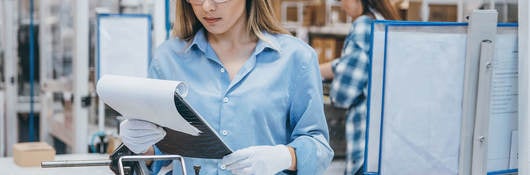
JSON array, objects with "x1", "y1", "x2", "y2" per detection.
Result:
[{"x1": 320, "y1": 0, "x2": 400, "y2": 174}]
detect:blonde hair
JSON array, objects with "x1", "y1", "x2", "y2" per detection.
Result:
[{"x1": 173, "y1": 0, "x2": 289, "y2": 41}]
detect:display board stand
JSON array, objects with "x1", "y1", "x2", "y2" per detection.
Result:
[
  {"x1": 459, "y1": 10, "x2": 498, "y2": 175},
  {"x1": 364, "y1": 10, "x2": 518, "y2": 175}
]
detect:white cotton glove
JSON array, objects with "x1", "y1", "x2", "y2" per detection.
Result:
[
  {"x1": 119, "y1": 119, "x2": 166, "y2": 154},
  {"x1": 221, "y1": 145, "x2": 292, "y2": 175}
]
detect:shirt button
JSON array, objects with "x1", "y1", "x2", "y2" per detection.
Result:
[
  {"x1": 220, "y1": 68, "x2": 225, "y2": 73},
  {"x1": 221, "y1": 130, "x2": 229, "y2": 136},
  {"x1": 220, "y1": 164, "x2": 227, "y2": 170},
  {"x1": 223, "y1": 97, "x2": 229, "y2": 103}
]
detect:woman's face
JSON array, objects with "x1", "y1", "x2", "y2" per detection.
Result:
[
  {"x1": 341, "y1": 0, "x2": 363, "y2": 19},
  {"x1": 189, "y1": 0, "x2": 247, "y2": 35}
]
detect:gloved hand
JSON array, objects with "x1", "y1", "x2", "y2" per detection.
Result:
[
  {"x1": 221, "y1": 145, "x2": 292, "y2": 175},
  {"x1": 119, "y1": 119, "x2": 166, "y2": 154}
]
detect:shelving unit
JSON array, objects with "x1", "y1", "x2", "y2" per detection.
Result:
[
  {"x1": 408, "y1": 0, "x2": 518, "y2": 22},
  {"x1": 279, "y1": 0, "x2": 350, "y2": 66},
  {"x1": 36, "y1": 0, "x2": 90, "y2": 154}
]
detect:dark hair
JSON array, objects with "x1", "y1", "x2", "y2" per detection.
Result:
[{"x1": 361, "y1": 0, "x2": 401, "y2": 20}]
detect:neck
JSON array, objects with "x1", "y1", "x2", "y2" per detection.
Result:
[{"x1": 207, "y1": 14, "x2": 256, "y2": 48}]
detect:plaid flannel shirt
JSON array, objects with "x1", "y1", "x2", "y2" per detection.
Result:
[{"x1": 330, "y1": 15, "x2": 373, "y2": 175}]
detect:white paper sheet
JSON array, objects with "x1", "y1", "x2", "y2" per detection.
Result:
[
  {"x1": 98, "y1": 16, "x2": 150, "y2": 78},
  {"x1": 0, "y1": 92, "x2": 4, "y2": 157},
  {"x1": 487, "y1": 31, "x2": 519, "y2": 171},
  {"x1": 96, "y1": 75, "x2": 200, "y2": 136},
  {"x1": 509, "y1": 130, "x2": 518, "y2": 169}
]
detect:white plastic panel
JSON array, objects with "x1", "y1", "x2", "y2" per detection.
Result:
[
  {"x1": 97, "y1": 14, "x2": 151, "y2": 79},
  {"x1": 379, "y1": 25, "x2": 467, "y2": 175},
  {"x1": 366, "y1": 22, "x2": 518, "y2": 175}
]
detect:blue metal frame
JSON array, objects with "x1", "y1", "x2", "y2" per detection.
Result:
[
  {"x1": 365, "y1": 20, "x2": 519, "y2": 175},
  {"x1": 364, "y1": 20, "x2": 394, "y2": 175},
  {"x1": 165, "y1": 0, "x2": 171, "y2": 39},
  {"x1": 498, "y1": 23, "x2": 518, "y2": 27},
  {"x1": 376, "y1": 24, "x2": 390, "y2": 175},
  {"x1": 487, "y1": 169, "x2": 518, "y2": 175},
  {"x1": 364, "y1": 173, "x2": 378, "y2": 175},
  {"x1": 363, "y1": 20, "x2": 377, "y2": 175},
  {"x1": 96, "y1": 13, "x2": 153, "y2": 80}
]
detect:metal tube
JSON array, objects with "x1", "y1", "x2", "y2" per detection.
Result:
[{"x1": 41, "y1": 159, "x2": 112, "y2": 168}]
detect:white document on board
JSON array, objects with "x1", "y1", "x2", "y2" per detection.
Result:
[{"x1": 96, "y1": 75, "x2": 200, "y2": 136}]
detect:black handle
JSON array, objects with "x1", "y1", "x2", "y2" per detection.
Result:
[{"x1": 109, "y1": 144, "x2": 138, "y2": 175}]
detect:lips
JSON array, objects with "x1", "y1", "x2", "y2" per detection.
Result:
[{"x1": 204, "y1": 17, "x2": 221, "y2": 24}]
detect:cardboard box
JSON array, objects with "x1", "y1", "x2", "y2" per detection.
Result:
[
  {"x1": 285, "y1": 5, "x2": 314, "y2": 26},
  {"x1": 271, "y1": 0, "x2": 282, "y2": 22},
  {"x1": 312, "y1": 37, "x2": 342, "y2": 64},
  {"x1": 429, "y1": 4, "x2": 457, "y2": 22},
  {"x1": 407, "y1": 1, "x2": 422, "y2": 21},
  {"x1": 13, "y1": 142, "x2": 56, "y2": 167},
  {"x1": 311, "y1": 37, "x2": 325, "y2": 64},
  {"x1": 286, "y1": 5, "x2": 299, "y2": 23},
  {"x1": 313, "y1": 1, "x2": 327, "y2": 26},
  {"x1": 407, "y1": 2, "x2": 457, "y2": 22},
  {"x1": 302, "y1": 5, "x2": 314, "y2": 26},
  {"x1": 330, "y1": 6, "x2": 348, "y2": 24},
  {"x1": 323, "y1": 38, "x2": 337, "y2": 62},
  {"x1": 335, "y1": 39, "x2": 344, "y2": 60}
]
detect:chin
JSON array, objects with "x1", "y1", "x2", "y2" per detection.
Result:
[{"x1": 204, "y1": 26, "x2": 229, "y2": 35}]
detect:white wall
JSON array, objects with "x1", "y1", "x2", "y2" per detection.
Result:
[
  {"x1": 3, "y1": 0, "x2": 18, "y2": 157},
  {"x1": 0, "y1": 0, "x2": 4, "y2": 157},
  {"x1": 518, "y1": 0, "x2": 529, "y2": 174}
]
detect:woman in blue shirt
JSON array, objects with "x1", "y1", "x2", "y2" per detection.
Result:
[
  {"x1": 319, "y1": 0, "x2": 399, "y2": 174},
  {"x1": 119, "y1": 0, "x2": 333, "y2": 174}
]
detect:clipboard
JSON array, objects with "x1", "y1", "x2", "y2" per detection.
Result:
[
  {"x1": 96, "y1": 75, "x2": 232, "y2": 159},
  {"x1": 155, "y1": 92, "x2": 233, "y2": 159}
]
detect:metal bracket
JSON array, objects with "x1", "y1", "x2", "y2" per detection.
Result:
[
  {"x1": 81, "y1": 95, "x2": 91, "y2": 107},
  {"x1": 42, "y1": 154, "x2": 188, "y2": 175},
  {"x1": 471, "y1": 39, "x2": 495, "y2": 174},
  {"x1": 458, "y1": 10, "x2": 498, "y2": 175},
  {"x1": 118, "y1": 155, "x2": 187, "y2": 175}
]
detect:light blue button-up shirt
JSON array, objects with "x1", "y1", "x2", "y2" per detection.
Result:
[{"x1": 149, "y1": 29, "x2": 333, "y2": 175}]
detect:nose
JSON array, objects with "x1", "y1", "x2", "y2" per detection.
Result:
[{"x1": 201, "y1": 0, "x2": 216, "y2": 12}]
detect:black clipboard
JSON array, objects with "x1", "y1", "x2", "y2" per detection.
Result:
[{"x1": 155, "y1": 92, "x2": 233, "y2": 159}]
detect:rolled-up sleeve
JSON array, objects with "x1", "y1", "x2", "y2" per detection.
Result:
[{"x1": 288, "y1": 49, "x2": 334, "y2": 174}]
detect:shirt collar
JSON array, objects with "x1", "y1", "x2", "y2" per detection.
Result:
[
  {"x1": 184, "y1": 29, "x2": 281, "y2": 55},
  {"x1": 254, "y1": 31, "x2": 281, "y2": 55},
  {"x1": 184, "y1": 29, "x2": 208, "y2": 54}
]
